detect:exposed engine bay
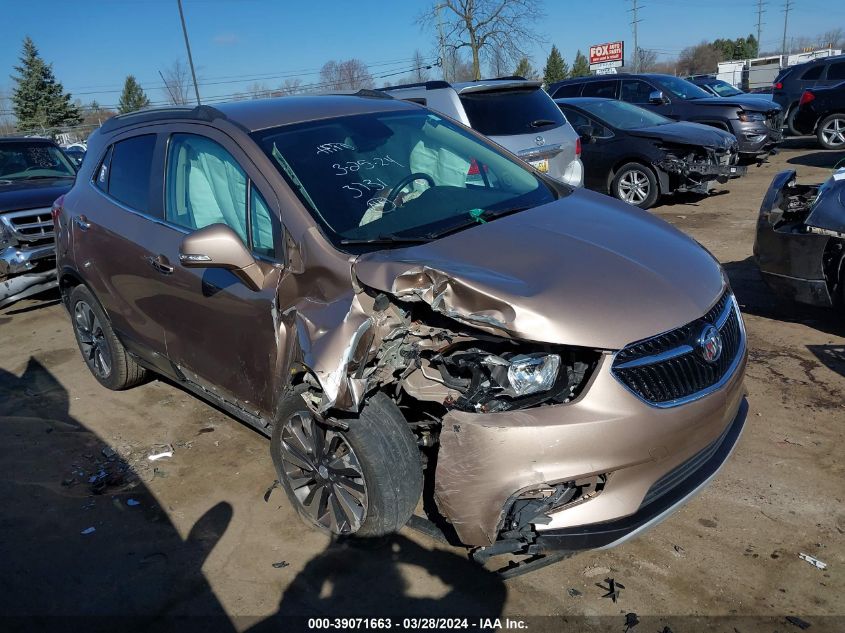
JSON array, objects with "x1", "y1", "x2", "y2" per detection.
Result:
[{"x1": 656, "y1": 143, "x2": 746, "y2": 195}]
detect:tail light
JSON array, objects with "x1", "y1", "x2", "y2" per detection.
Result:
[
  {"x1": 773, "y1": 82, "x2": 783, "y2": 90},
  {"x1": 575, "y1": 137, "x2": 582, "y2": 157},
  {"x1": 51, "y1": 195, "x2": 65, "y2": 224},
  {"x1": 799, "y1": 90, "x2": 815, "y2": 106}
]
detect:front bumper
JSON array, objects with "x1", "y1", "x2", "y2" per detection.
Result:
[
  {"x1": 735, "y1": 121, "x2": 783, "y2": 155},
  {"x1": 0, "y1": 245, "x2": 57, "y2": 309},
  {"x1": 434, "y1": 336, "x2": 748, "y2": 547}
]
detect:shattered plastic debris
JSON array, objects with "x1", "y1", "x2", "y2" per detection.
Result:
[
  {"x1": 148, "y1": 445, "x2": 174, "y2": 461},
  {"x1": 80, "y1": 527, "x2": 96, "y2": 535},
  {"x1": 624, "y1": 612, "x2": 639, "y2": 631},
  {"x1": 598, "y1": 577, "x2": 624, "y2": 603},
  {"x1": 101, "y1": 447, "x2": 116, "y2": 459},
  {"x1": 786, "y1": 616, "x2": 812, "y2": 630},
  {"x1": 264, "y1": 480, "x2": 280, "y2": 503},
  {"x1": 567, "y1": 588, "x2": 582, "y2": 597},
  {"x1": 126, "y1": 499, "x2": 140, "y2": 507},
  {"x1": 798, "y1": 553, "x2": 828, "y2": 569},
  {"x1": 272, "y1": 561, "x2": 289, "y2": 569}
]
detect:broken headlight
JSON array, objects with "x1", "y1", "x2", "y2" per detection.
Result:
[
  {"x1": 486, "y1": 352, "x2": 560, "y2": 397},
  {"x1": 738, "y1": 111, "x2": 765, "y2": 122},
  {"x1": 433, "y1": 346, "x2": 597, "y2": 413}
]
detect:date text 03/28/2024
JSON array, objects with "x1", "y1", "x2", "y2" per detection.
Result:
[{"x1": 307, "y1": 618, "x2": 528, "y2": 630}]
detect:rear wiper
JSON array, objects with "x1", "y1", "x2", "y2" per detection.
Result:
[
  {"x1": 529, "y1": 119, "x2": 557, "y2": 128},
  {"x1": 339, "y1": 234, "x2": 431, "y2": 246}
]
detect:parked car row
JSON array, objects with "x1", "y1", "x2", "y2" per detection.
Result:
[{"x1": 48, "y1": 93, "x2": 748, "y2": 571}]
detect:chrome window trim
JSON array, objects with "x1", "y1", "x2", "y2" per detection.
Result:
[
  {"x1": 86, "y1": 181, "x2": 190, "y2": 235},
  {"x1": 610, "y1": 294, "x2": 746, "y2": 409}
]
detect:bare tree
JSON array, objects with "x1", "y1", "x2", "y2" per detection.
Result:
[
  {"x1": 633, "y1": 48, "x2": 659, "y2": 72},
  {"x1": 279, "y1": 78, "x2": 303, "y2": 95},
  {"x1": 0, "y1": 87, "x2": 17, "y2": 135},
  {"x1": 442, "y1": 48, "x2": 476, "y2": 82},
  {"x1": 677, "y1": 42, "x2": 722, "y2": 76},
  {"x1": 817, "y1": 28, "x2": 844, "y2": 49},
  {"x1": 419, "y1": 0, "x2": 544, "y2": 81},
  {"x1": 246, "y1": 82, "x2": 272, "y2": 99},
  {"x1": 319, "y1": 59, "x2": 374, "y2": 91},
  {"x1": 160, "y1": 60, "x2": 192, "y2": 105},
  {"x1": 411, "y1": 49, "x2": 431, "y2": 82},
  {"x1": 488, "y1": 46, "x2": 508, "y2": 78}
]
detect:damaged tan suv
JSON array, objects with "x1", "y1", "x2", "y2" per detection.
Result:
[{"x1": 55, "y1": 94, "x2": 748, "y2": 566}]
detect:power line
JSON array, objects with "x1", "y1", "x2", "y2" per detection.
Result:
[{"x1": 629, "y1": 0, "x2": 643, "y2": 71}]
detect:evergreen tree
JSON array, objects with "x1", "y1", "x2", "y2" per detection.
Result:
[
  {"x1": 514, "y1": 57, "x2": 539, "y2": 81},
  {"x1": 570, "y1": 50, "x2": 591, "y2": 78},
  {"x1": 11, "y1": 36, "x2": 81, "y2": 132},
  {"x1": 118, "y1": 75, "x2": 151, "y2": 114},
  {"x1": 542, "y1": 45, "x2": 569, "y2": 87}
]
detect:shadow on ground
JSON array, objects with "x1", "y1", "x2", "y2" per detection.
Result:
[
  {"x1": 0, "y1": 358, "x2": 506, "y2": 630},
  {"x1": 807, "y1": 344, "x2": 845, "y2": 379},
  {"x1": 723, "y1": 256, "x2": 845, "y2": 337},
  {"x1": 786, "y1": 150, "x2": 845, "y2": 168}
]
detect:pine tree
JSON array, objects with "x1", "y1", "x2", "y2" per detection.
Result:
[
  {"x1": 570, "y1": 50, "x2": 591, "y2": 78},
  {"x1": 542, "y1": 45, "x2": 569, "y2": 87},
  {"x1": 11, "y1": 37, "x2": 81, "y2": 132},
  {"x1": 118, "y1": 75, "x2": 151, "y2": 114},
  {"x1": 514, "y1": 57, "x2": 538, "y2": 81}
]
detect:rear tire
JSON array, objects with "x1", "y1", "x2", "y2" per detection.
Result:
[
  {"x1": 69, "y1": 285, "x2": 147, "y2": 390},
  {"x1": 786, "y1": 106, "x2": 801, "y2": 136},
  {"x1": 816, "y1": 113, "x2": 845, "y2": 150},
  {"x1": 611, "y1": 162, "x2": 659, "y2": 209},
  {"x1": 271, "y1": 390, "x2": 423, "y2": 537}
]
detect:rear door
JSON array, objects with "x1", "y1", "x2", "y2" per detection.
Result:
[
  {"x1": 558, "y1": 107, "x2": 620, "y2": 191},
  {"x1": 71, "y1": 131, "x2": 171, "y2": 366}
]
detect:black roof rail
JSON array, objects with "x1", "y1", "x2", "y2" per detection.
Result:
[
  {"x1": 352, "y1": 88, "x2": 394, "y2": 99},
  {"x1": 97, "y1": 104, "x2": 227, "y2": 136},
  {"x1": 378, "y1": 80, "x2": 452, "y2": 92}
]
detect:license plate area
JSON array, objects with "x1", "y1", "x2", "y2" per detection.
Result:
[{"x1": 529, "y1": 158, "x2": 549, "y2": 173}]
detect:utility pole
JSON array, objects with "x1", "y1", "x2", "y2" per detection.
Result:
[
  {"x1": 435, "y1": 3, "x2": 447, "y2": 81},
  {"x1": 629, "y1": 0, "x2": 642, "y2": 72},
  {"x1": 177, "y1": 0, "x2": 201, "y2": 105},
  {"x1": 756, "y1": 0, "x2": 766, "y2": 56},
  {"x1": 781, "y1": 0, "x2": 793, "y2": 59}
]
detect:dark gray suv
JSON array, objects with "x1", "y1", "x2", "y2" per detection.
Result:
[{"x1": 550, "y1": 73, "x2": 783, "y2": 158}]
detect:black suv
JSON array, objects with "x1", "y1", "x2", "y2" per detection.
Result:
[
  {"x1": 772, "y1": 55, "x2": 845, "y2": 134},
  {"x1": 549, "y1": 73, "x2": 782, "y2": 158}
]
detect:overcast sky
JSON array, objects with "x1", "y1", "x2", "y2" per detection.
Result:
[{"x1": 1, "y1": 0, "x2": 842, "y2": 110}]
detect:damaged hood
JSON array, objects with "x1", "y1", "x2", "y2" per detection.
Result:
[
  {"x1": 353, "y1": 189, "x2": 725, "y2": 350},
  {"x1": 626, "y1": 121, "x2": 737, "y2": 149},
  {"x1": 689, "y1": 96, "x2": 781, "y2": 113}
]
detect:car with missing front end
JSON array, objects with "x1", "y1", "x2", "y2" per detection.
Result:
[
  {"x1": 1, "y1": 136, "x2": 77, "y2": 309},
  {"x1": 556, "y1": 97, "x2": 746, "y2": 209},
  {"x1": 55, "y1": 95, "x2": 748, "y2": 575},
  {"x1": 754, "y1": 168, "x2": 845, "y2": 308}
]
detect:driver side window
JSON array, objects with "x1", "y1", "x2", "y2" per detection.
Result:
[{"x1": 621, "y1": 80, "x2": 656, "y2": 105}]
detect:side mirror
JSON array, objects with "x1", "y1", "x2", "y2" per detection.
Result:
[
  {"x1": 576, "y1": 124, "x2": 595, "y2": 143},
  {"x1": 179, "y1": 223, "x2": 264, "y2": 291},
  {"x1": 649, "y1": 90, "x2": 667, "y2": 105}
]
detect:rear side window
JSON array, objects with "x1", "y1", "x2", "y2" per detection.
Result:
[
  {"x1": 801, "y1": 65, "x2": 824, "y2": 80},
  {"x1": 551, "y1": 83, "x2": 581, "y2": 98},
  {"x1": 827, "y1": 62, "x2": 845, "y2": 81},
  {"x1": 93, "y1": 146, "x2": 113, "y2": 192},
  {"x1": 459, "y1": 87, "x2": 565, "y2": 136},
  {"x1": 106, "y1": 135, "x2": 156, "y2": 212},
  {"x1": 581, "y1": 80, "x2": 618, "y2": 98}
]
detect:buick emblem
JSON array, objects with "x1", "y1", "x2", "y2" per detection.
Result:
[
  {"x1": 697, "y1": 324, "x2": 723, "y2": 363},
  {"x1": 535, "y1": 135, "x2": 545, "y2": 147}
]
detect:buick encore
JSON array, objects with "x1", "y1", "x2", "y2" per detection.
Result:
[{"x1": 55, "y1": 95, "x2": 748, "y2": 563}]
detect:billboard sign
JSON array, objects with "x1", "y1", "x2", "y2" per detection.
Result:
[{"x1": 589, "y1": 41, "x2": 624, "y2": 69}]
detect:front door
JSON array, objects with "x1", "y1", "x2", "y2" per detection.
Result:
[{"x1": 147, "y1": 126, "x2": 285, "y2": 418}]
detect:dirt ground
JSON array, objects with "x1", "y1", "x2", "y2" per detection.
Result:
[{"x1": 1, "y1": 139, "x2": 843, "y2": 632}]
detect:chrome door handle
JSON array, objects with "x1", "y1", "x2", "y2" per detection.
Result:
[
  {"x1": 146, "y1": 254, "x2": 174, "y2": 275},
  {"x1": 74, "y1": 215, "x2": 91, "y2": 230}
]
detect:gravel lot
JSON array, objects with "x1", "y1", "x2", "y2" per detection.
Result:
[{"x1": 1, "y1": 139, "x2": 843, "y2": 631}]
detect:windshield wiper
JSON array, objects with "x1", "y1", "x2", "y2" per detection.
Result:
[
  {"x1": 529, "y1": 119, "x2": 557, "y2": 128},
  {"x1": 339, "y1": 234, "x2": 431, "y2": 246}
]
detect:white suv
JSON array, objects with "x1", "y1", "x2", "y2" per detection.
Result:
[{"x1": 382, "y1": 78, "x2": 584, "y2": 187}]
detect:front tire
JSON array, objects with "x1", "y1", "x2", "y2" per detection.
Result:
[
  {"x1": 69, "y1": 285, "x2": 147, "y2": 390},
  {"x1": 611, "y1": 162, "x2": 659, "y2": 209},
  {"x1": 816, "y1": 113, "x2": 845, "y2": 150},
  {"x1": 786, "y1": 106, "x2": 800, "y2": 136},
  {"x1": 271, "y1": 391, "x2": 423, "y2": 537}
]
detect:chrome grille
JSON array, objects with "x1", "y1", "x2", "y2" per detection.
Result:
[
  {"x1": 612, "y1": 291, "x2": 744, "y2": 406},
  {"x1": 1, "y1": 207, "x2": 54, "y2": 244}
]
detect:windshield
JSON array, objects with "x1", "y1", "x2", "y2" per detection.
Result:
[
  {"x1": 704, "y1": 80, "x2": 743, "y2": 97},
  {"x1": 0, "y1": 142, "x2": 77, "y2": 180},
  {"x1": 578, "y1": 100, "x2": 672, "y2": 129},
  {"x1": 458, "y1": 87, "x2": 566, "y2": 136},
  {"x1": 252, "y1": 110, "x2": 557, "y2": 247},
  {"x1": 656, "y1": 75, "x2": 712, "y2": 100}
]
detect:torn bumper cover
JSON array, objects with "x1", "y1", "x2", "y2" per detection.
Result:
[
  {"x1": 656, "y1": 151, "x2": 746, "y2": 195},
  {"x1": 753, "y1": 169, "x2": 845, "y2": 308},
  {"x1": 0, "y1": 246, "x2": 58, "y2": 309},
  {"x1": 434, "y1": 346, "x2": 748, "y2": 547}
]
